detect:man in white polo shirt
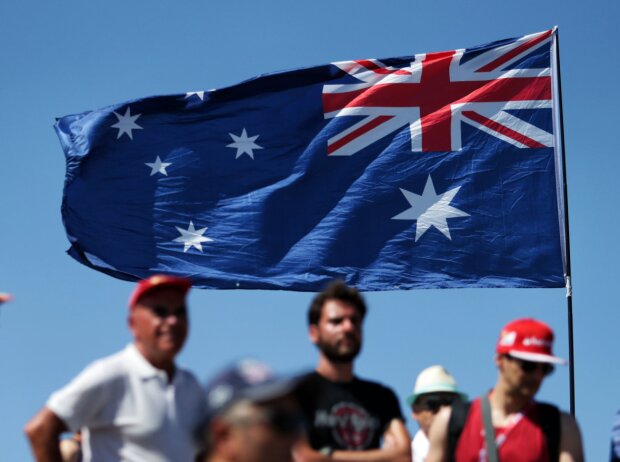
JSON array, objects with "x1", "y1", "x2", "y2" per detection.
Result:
[{"x1": 25, "y1": 275, "x2": 206, "y2": 462}]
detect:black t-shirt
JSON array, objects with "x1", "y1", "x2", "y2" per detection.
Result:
[{"x1": 296, "y1": 372, "x2": 404, "y2": 451}]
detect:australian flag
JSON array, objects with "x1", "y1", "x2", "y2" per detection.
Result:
[{"x1": 56, "y1": 29, "x2": 567, "y2": 291}]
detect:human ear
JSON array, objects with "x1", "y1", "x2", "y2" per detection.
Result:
[{"x1": 309, "y1": 324, "x2": 319, "y2": 345}]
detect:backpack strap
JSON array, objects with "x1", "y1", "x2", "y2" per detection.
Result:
[
  {"x1": 481, "y1": 396, "x2": 499, "y2": 462},
  {"x1": 536, "y1": 402, "x2": 560, "y2": 462},
  {"x1": 447, "y1": 399, "x2": 471, "y2": 462}
]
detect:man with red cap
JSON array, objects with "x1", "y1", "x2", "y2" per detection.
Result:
[
  {"x1": 25, "y1": 275, "x2": 206, "y2": 462},
  {"x1": 426, "y1": 318, "x2": 584, "y2": 462}
]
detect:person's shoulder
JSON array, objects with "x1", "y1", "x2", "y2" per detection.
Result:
[
  {"x1": 531, "y1": 400, "x2": 562, "y2": 425},
  {"x1": 297, "y1": 371, "x2": 328, "y2": 388},
  {"x1": 86, "y1": 346, "x2": 134, "y2": 376},
  {"x1": 46, "y1": 348, "x2": 129, "y2": 420},
  {"x1": 65, "y1": 347, "x2": 128, "y2": 382},
  {"x1": 352, "y1": 375, "x2": 398, "y2": 396},
  {"x1": 352, "y1": 377, "x2": 398, "y2": 403},
  {"x1": 558, "y1": 409, "x2": 579, "y2": 430}
]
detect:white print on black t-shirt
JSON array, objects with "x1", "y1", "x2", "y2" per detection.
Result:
[{"x1": 314, "y1": 402, "x2": 381, "y2": 449}]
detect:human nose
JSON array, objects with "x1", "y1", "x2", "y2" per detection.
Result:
[
  {"x1": 341, "y1": 318, "x2": 357, "y2": 332},
  {"x1": 164, "y1": 313, "x2": 179, "y2": 324}
]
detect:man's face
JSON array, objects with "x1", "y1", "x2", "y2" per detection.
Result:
[
  {"x1": 411, "y1": 392, "x2": 458, "y2": 436},
  {"x1": 129, "y1": 287, "x2": 188, "y2": 367},
  {"x1": 309, "y1": 299, "x2": 362, "y2": 363},
  {"x1": 222, "y1": 397, "x2": 302, "y2": 462},
  {"x1": 497, "y1": 354, "x2": 553, "y2": 399}
]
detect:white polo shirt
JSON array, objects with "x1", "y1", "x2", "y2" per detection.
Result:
[{"x1": 47, "y1": 344, "x2": 205, "y2": 462}]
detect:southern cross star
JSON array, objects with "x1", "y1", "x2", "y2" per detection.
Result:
[
  {"x1": 174, "y1": 221, "x2": 213, "y2": 252},
  {"x1": 185, "y1": 91, "x2": 205, "y2": 101},
  {"x1": 145, "y1": 156, "x2": 172, "y2": 176},
  {"x1": 227, "y1": 128, "x2": 263, "y2": 159},
  {"x1": 392, "y1": 175, "x2": 469, "y2": 242},
  {"x1": 111, "y1": 107, "x2": 143, "y2": 140}
]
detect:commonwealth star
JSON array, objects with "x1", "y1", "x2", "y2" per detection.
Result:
[{"x1": 392, "y1": 175, "x2": 469, "y2": 242}]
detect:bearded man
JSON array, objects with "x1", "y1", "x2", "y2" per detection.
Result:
[{"x1": 294, "y1": 281, "x2": 410, "y2": 462}]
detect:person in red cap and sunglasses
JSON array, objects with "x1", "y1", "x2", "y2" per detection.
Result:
[
  {"x1": 426, "y1": 318, "x2": 584, "y2": 462},
  {"x1": 25, "y1": 275, "x2": 206, "y2": 462}
]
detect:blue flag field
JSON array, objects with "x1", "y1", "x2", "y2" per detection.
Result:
[{"x1": 56, "y1": 29, "x2": 566, "y2": 291}]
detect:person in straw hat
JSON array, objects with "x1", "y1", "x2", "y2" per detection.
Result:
[{"x1": 406, "y1": 366, "x2": 466, "y2": 462}]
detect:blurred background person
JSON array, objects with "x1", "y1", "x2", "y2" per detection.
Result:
[
  {"x1": 406, "y1": 366, "x2": 466, "y2": 462},
  {"x1": 25, "y1": 275, "x2": 205, "y2": 462},
  {"x1": 426, "y1": 318, "x2": 583, "y2": 462},
  {"x1": 200, "y1": 358, "x2": 304, "y2": 462},
  {"x1": 59, "y1": 433, "x2": 81, "y2": 462}
]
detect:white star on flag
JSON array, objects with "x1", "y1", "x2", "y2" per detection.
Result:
[
  {"x1": 227, "y1": 128, "x2": 263, "y2": 159},
  {"x1": 185, "y1": 91, "x2": 205, "y2": 101},
  {"x1": 111, "y1": 107, "x2": 143, "y2": 140},
  {"x1": 174, "y1": 221, "x2": 213, "y2": 252},
  {"x1": 145, "y1": 156, "x2": 172, "y2": 176},
  {"x1": 392, "y1": 175, "x2": 469, "y2": 242}
]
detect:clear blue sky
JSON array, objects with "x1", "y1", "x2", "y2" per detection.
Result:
[{"x1": 1, "y1": 1, "x2": 617, "y2": 460}]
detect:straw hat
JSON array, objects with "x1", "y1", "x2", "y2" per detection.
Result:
[{"x1": 406, "y1": 365, "x2": 466, "y2": 406}]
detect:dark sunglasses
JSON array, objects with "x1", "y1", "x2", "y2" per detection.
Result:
[
  {"x1": 507, "y1": 355, "x2": 554, "y2": 375},
  {"x1": 414, "y1": 395, "x2": 457, "y2": 413},
  {"x1": 147, "y1": 305, "x2": 188, "y2": 319}
]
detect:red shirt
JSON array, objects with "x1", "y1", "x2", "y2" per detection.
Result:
[{"x1": 455, "y1": 397, "x2": 550, "y2": 462}]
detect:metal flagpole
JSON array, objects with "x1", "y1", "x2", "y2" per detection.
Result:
[{"x1": 553, "y1": 29, "x2": 576, "y2": 417}]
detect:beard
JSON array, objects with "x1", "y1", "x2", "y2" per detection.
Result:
[{"x1": 317, "y1": 335, "x2": 361, "y2": 363}]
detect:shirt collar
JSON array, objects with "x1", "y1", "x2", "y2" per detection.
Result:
[{"x1": 124, "y1": 343, "x2": 170, "y2": 381}]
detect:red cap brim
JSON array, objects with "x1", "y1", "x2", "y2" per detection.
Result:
[{"x1": 507, "y1": 350, "x2": 567, "y2": 365}]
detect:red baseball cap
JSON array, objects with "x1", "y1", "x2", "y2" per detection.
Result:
[
  {"x1": 496, "y1": 318, "x2": 566, "y2": 365},
  {"x1": 129, "y1": 275, "x2": 192, "y2": 308}
]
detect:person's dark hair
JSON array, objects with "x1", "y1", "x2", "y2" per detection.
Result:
[{"x1": 307, "y1": 280, "x2": 367, "y2": 326}]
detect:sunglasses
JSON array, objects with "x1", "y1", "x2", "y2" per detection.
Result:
[
  {"x1": 506, "y1": 355, "x2": 555, "y2": 375},
  {"x1": 414, "y1": 395, "x2": 457, "y2": 413},
  {"x1": 147, "y1": 305, "x2": 188, "y2": 319}
]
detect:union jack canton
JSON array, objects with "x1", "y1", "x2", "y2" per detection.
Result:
[
  {"x1": 323, "y1": 29, "x2": 553, "y2": 155},
  {"x1": 56, "y1": 29, "x2": 566, "y2": 291}
]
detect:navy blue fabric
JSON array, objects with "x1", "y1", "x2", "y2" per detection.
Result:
[{"x1": 56, "y1": 31, "x2": 566, "y2": 291}]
